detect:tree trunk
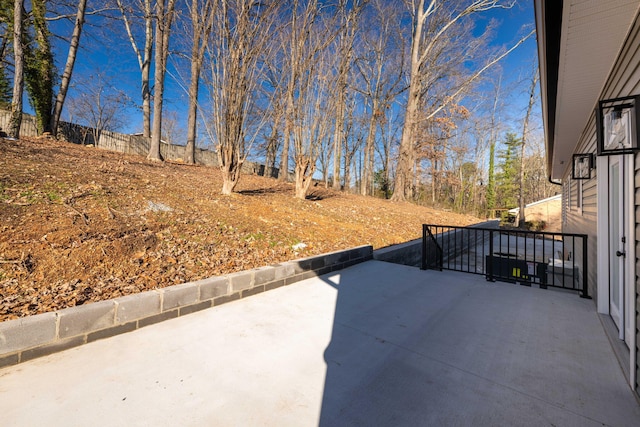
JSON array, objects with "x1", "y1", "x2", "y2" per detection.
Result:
[
  {"x1": 361, "y1": 98, "x2": 378, "y2": 196},
  {"x1": 148, "y1": 0, "x2": 176, "y2": 161},
  {"x1": 344, "y1": 156, "x2": 351, "y2": 193},
  {"x1": 391, "y1": 80, "x2": 419, "y2": 201},
  {"x1": 218, "y1": 138, "x2": 242, "y2": 195},
  {"x1": 279, "y1": 76, "x2": 295, "y2": 182},
  {"x1": 185, "y1": 0, "x2": 213, "y2": 165},
  {"x1": 331, "y1": 91, "x2": 345, "y2": 190},
  {"x1": 50, "y1": 0, "x2": 87, "y2": 138},
  {"x1": 8, "y1": 0, "x2": 24, "y2": 139},
  {"x1": 518, "y1": 69, "x2": 539, "y2": 228},
  {"x1": 142, "y1": 0, "x2": 153, "y2": 137},
  {"x1": 185, "y1": 55, "x2": 202, "y2": 164},
  {"x1": 294, "y1": 157, "x2": 314, "y2": 200},
  {"x1": 332, "y1": 82, "x2": 347, "y2": 190},
  {"x1": 390, "y1": 0, "x2": 423, "y2": 202},
  {"x1": 279, "y1": 129, "x2": 290, "y2": 181},
  {"x1": 221, "y1": 164, "x2": 241, "y2": 195},
  {"x1": 116, "y1": 0, "x2": 153, "y2": 137},
  {"x1": 265, "y1": 124, "x2": 278, "y2": 173},
  {"x1": 322, "y1": 161, "x2": 329, "y2": 187},
  {"x1": 221, "y1": 179, "x2": 234, "y2": 195}
]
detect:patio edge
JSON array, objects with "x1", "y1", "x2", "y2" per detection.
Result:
[{"x1": 0, "y1": 245, "x2": 373, "y2": 368}]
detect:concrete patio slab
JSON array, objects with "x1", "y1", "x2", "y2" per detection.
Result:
[{"x1": 0, "y1": 261, "x2": 638, "y2": 426}]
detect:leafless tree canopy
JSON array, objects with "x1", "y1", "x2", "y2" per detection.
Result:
[{"x1": 3, "y1": 0, "x2": 547, "y2": 211}]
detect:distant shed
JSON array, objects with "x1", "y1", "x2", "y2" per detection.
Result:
[{"x1": 508, "y1": 194, "x2": 562, "y2": 232}]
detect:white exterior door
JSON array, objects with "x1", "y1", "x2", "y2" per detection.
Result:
[
  {"x1": 608, "y1": 156, "x2": 625, "y2": 338},
  {"x1": 605, "y1": 153, "x2": 635, "y2": 346},
  {"x1": 598, "y1": 153, "x2": 636, "y2": 385}
]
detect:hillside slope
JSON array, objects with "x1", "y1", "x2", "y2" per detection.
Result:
[{"x1": 0, "y1": 136, "x2": 480, "y2": 320}]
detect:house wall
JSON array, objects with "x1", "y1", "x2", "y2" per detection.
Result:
[
  {"x1": 524, "y1": 196, "x2": 562, "y2": 232},
  {"x1": 562, "y1": 11, "x2": 640, "y2": 395},
  {"x1": 562, "y1": 144, "x2": 598, "y2": 301}
]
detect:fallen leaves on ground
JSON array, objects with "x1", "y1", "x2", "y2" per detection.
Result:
[{"x1": 0, "y1": 136, "x2": 480, "y2": 321}]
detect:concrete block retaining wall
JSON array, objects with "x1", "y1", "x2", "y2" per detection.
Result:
[
  {"x1": 371, "y1": 234, "x2": 464, "y2": 268},
  {"x1": 373, "y1": 239, "x2": 423, "y2": 267},
  {"x1": 0, "y1": 245, "x2": 372, "y2": 368}
]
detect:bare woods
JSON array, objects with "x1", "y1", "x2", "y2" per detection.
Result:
[{"x1": 2, "y1": 0, "x2": 541, "y2": 211}]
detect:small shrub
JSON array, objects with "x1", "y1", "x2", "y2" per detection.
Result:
[{"x1": 525, "y1": 220, "x2": 546, "y2": 231}]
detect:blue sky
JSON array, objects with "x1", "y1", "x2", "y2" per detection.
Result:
[
  {"x1": 472, "y1": 1, "x2": 540, "y2": 111},
  {"x1": 45, "y1": 0, "x2": 539, "y2": 143}
]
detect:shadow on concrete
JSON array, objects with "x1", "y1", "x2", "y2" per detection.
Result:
[{"x1": 315, "y1": 261, "x2": 640, "y2": 426}]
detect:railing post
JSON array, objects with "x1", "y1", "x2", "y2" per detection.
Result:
[
  {"x1": 421, "y1": 224, "x2": 427, "y2": 270},
  {"x1": 581, "y1": 235, "x2": 591, "y2": 299},
  {"x1": 487, "y1": 229, "x2": 495, "y2": 281},
  {"x1": 439, "y1": 228, "x2": 443, "y2": 271}
]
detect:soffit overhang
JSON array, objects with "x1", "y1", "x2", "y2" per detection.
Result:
[{"x1": 534, "y1": 0, "x2": 640, "y2": 181}]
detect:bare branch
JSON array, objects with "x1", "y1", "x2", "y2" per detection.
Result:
[{"x1": 45, "y1": 7, "x2": 116, "y2": 21}]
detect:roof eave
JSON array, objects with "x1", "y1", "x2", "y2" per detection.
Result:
[{"x1": 534, "y1": 0, "x2": 563, "y2": 180}]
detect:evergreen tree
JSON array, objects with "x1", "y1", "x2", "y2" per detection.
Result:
[
  {"x1": 496, "y1": 132, "x2": 521, "y2": 209},
  {"x1": 486, "y1": 141, "x2": 496, "y2": 214}
]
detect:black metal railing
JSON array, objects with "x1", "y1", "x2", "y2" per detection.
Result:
[{"x1": 421, "y1": 224, "x2": 590, "y2": 299}]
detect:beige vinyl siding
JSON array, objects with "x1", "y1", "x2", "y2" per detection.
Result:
[
  {"x1": 605, "y1": 16, "x2": 640, "y2": 395},
  {"x1": 562, "y1": 180, "x2": 569, "y2": 227},
  {"x1": 564, "y1": 11, "x2": 640, "y2": 392},
  {"x1": 562, "y1": 122, "x2": 598, "y2": 302}
]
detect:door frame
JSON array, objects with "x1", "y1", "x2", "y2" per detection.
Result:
[
  {"x1": 608, "y1": 155, "x2": 625, "y2": 335},
  {"x1": 596, "y1": 153, "x2": 636, "y2": 387}
]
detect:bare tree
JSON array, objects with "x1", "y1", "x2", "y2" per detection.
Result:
[
  {"x1": 276, "y1": 0, "x2": 339, "y2": 199},
  {"x1": 416, "y1": 104, "x2": 469, "y2": 204},
  {"x1": 292, "y1": 48, "x2": 337, "y2": 199},
  {"x1": 66, "y1": 72, "x2": 129, "y2": 145},
  {"x1": 522, "y1": 135, "x2": 556, "y2": 203},
  {"x1": 184, "y1": 0, "x2": 215, "y2": 164},
  {"x1": 354, "y1": 0, "x2": 406, "y2": 195},
  {"x1": 204, "y1": 0, "x2": 278, "y2": 195},
  {"x1": 117, "y1": 0, "x2": 153, "y2": 137},
  {"x1": 330, "y1": 0, "x2": 367, "y2": 190},
  {"x1": 391, "y1": 0, "x2": 531, "y2": 201},
  {"x1": 342, "y1": 95, "x2": 365, "y2": 191},
  {"x1": 49, "y1": 0, "x2": 87, "y2": 138},
  {"x1": 148, "y1": 0, "x2": 177, "y2": 161},
  {"x1": 278, "y1": 0, "x2": 336, "y2": 184},
  {"x1": 162, "y1": 109, "x2": 181, "y2": 144},
  {"x1": 518, "y1": 65, "x2": 539, "y2": 227},
  {"x1": 260, "y1": 58, "x2": 287, "y2": 178},
  {"x1": 8, "y1": 0, "x2": 24, "y2": 138},
  {"x1": 263, "y1": 124, "x2": 281, "y2": 173},
  {"x1": 374, "y1": 109, "x2": 402, "y2": 198}
]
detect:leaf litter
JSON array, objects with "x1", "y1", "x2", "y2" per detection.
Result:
[{"x1": 0, "y1": 136, "x2": 479, "y2": 321}]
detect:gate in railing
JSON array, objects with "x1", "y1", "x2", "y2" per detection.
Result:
[{"x1": 421, "y1": 224, "x2": 590, "y2": 299}]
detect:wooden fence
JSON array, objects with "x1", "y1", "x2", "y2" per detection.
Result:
[{"x1": 0, "y1": 109, "x2": 281, "y2": 178}]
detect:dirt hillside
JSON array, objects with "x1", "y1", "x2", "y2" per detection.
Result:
[{"x1": 0, "y1": 136, "x2": 480, "y2": 321}]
